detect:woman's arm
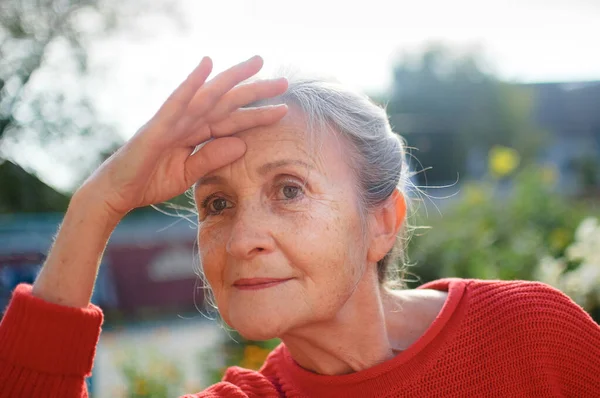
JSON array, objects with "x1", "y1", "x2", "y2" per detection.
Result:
[
  {"x1": 0, "y1": 196, "x2": 114, "y2": 397},
  {"x1": 32, "y1": 192, "x2": 122, "y2": 308}
]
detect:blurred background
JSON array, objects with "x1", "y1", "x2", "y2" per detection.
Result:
[{"x1": 0, "y1": 0, "x2": 599, "y2": 396}]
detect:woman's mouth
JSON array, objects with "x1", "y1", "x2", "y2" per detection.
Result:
[{"x1": 233, "y1": 278, "x2": 293, "y2": 290}]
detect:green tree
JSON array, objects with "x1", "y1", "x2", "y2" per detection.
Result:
[
  {"x1": 388, "y1": 44, "x2": 546, "y2": 184},
  {"x1": 0, "y1": 0, "x2": 182, "y2": 208}
]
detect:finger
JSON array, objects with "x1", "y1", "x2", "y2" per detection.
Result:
[
  {"x1": 209, "y1": 105, "x2": 288, "y2": 137},
  {"x1": 171, "y1": 56, "x2": 265, "y2": 137},
  {"x1": 205, "y1": 78, "x2": 288, "y2": 123},
  {"x1": 188, "y1": 55, "x2": 264, "y2": 117},
  {"x1": 179, "y1": 104, "x2": 288, "y2": 146},
  {"x1": 155, "y1": 57, "x2": 213, "y2": 123},
  {"x1": 184, "y1": 137, "x2": 246, "y2": 186}
]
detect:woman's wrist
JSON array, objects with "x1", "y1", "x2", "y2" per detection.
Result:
[
  {"x1": 32, "y1": 192, "x2": 122, "y2": 308},
  {"x1": 71, "y1": 184, "x2": 128, "y2": 228}
]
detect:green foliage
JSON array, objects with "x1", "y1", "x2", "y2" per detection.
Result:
[
  {"x1": 117, "y1": 349, "x2": 185, "y2": 398},
  {"x1": 571, "y1": 155, "x2": 600, "y2": 190},
  {"x1": 0, "y1": 160, "x2": 70, "y2": 212},
  {"x1": 0, "y1": 0, "x2": 120, "y2": 145},
  {"x1": 408, "y1": 165, "x2": 599, "y2": 285},
  {"x1": 114, "y1": 331, "x2": 280, "y2": 395}
]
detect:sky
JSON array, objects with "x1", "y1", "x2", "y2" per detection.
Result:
[{"x1": 5, "y1": 0, "x2": 600, "y2": 191}]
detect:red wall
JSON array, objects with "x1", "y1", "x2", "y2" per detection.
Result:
[{"x1": 105, "y1": 241, "x2": 205, "y2": 314}]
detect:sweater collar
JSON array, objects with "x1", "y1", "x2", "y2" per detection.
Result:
[{"x1": 263, "y1": 279, "x2": 467, "y2": 397}]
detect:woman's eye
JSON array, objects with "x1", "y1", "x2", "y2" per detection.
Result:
[
  {"x1": 282, "y1": 185, "x2": 300, "y2": 199},
  {"x1": 277, "y1": 183, "x2": 304, "y2": 200},
  {"x1": 206, "y1": 197, "x2": 232, "y2": 214}
]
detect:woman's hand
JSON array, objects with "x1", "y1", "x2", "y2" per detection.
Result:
[
  {"x1": 32, "y1": 56, "x2": 287, "y2": 308},
  {"x1": 79, "y1": 55, "x2": 288, "y2": 220}
]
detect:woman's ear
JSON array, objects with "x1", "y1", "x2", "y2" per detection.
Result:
[{"x1": 366, "y1": 190, "x2": 407, "y2": 263}]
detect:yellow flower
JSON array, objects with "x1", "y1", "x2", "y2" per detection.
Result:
[
  {"x1": 489, "y1": 146, "x2": 520, "y2": 178},
  {"x1": 240, "y1": 345, "x2": 271, "y2": 370},
  {"x1": 134, "y1": 377, "x2": 148, "y2": 396}
]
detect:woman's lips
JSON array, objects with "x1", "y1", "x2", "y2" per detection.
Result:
[{"x1": 233, "y1": 278, "x2": 293, "y2": 290}]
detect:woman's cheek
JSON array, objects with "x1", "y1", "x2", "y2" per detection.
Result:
[
  {"x1": 199, "y1": 217, "x2": 230, "y2": 248},
  {"x1": 198, "y1": 225, "x2": 228, "y2": 281}
]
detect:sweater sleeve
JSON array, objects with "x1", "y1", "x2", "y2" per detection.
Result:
[
  {"x1": 0, "y1": 284, "x2": 103, "y2": 398},
  {"x1": 516, "y1": 281, "x2": 600, "y2": 397}
]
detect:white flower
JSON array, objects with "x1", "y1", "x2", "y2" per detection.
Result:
[
  {"x1": 566, "y1": 217, "x2": 600, "y2": 264},
  {"x1": 575, "y1": 217, "x2": 599, "y2": 242},
  {"x1": 536, "y1": 217, "x2": 600, "y2": 310},
  {"x1": 560, "y1": 271, "x2": 588, "y2": 306},
  {"x1": 535, "y1": 256, "x2": 565, "y2": 288}
]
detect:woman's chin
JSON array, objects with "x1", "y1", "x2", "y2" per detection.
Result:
[
  {"x1": 223, "y1": 293, "x2": 301, "y2": 340},
  {"x1": 227, "y1": 311, "x2": 291, "y2": 341},
  {"x1": 236, "y1": 326, "x2": 280, "y2": 342}
]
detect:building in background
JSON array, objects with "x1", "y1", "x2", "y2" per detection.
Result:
[
  {"x1": 0, "y1": 211, "x2": 203, "y2": 318},
  {"x1": 532, "y1": 81, "x2": 600, "y2": 194}
]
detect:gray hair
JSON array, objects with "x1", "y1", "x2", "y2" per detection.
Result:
[{"x1": 252, "y1": 75, "x2": 414, "y2": 288}]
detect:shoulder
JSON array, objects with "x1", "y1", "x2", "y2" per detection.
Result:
[
  {"x1": 457, "y1": 279, "x2": 600, "y2": 365},
  {"x1": 431, "y1": 279, "x2": 600, "y2": 392},
  {"x1": 463, "y1": 278, "x2": 596, "y2": 321},
  {"x1": 424, "y1": 277, "x2": 595, "y2": 320},
  {"x1": 423, "y1": 278, "x2": 600, "y2": 353}
]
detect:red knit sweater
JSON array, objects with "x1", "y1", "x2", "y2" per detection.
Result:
[{"x1": 1, "y1": 278, "x2": 599, "y2": 397}]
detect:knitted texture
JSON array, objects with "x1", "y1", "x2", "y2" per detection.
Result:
[
  {"x1": 0, "y1": 284, "x2": 103, "y2": 398},
  {"x1": 1, "y1": 279, "x2": 599, "y2": 397}
]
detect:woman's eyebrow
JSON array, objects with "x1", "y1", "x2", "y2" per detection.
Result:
[
  {"x1": 257, "y1": 159, "x2": 314, "y2": 176},
  {"x1": 196, "y1": 175, "x2": 226, "y2": 187},
  {"x1": 196, "y1": 159, "x2": 315, "y2": 187}
]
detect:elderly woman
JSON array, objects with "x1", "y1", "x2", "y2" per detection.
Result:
[{"x1": 0, "y1": 56, "x2": 599, "y2": 398}]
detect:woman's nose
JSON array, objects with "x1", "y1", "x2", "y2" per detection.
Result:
[{"x1": 226, "y1": 206, "x2": 275, "y2": 259}]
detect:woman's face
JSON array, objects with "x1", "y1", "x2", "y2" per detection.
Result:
[{"x1": 194, "y1": 114, "x2": 369, "y2": 340}]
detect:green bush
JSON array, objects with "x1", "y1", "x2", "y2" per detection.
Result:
[
  {"x1": 117, "y1": 349, "x2": 184, "y2": 398},
  {"x1": 408, "y1": 165, "x2": 599, "y2": 319}
]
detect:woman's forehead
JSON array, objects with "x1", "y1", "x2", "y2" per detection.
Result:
[
  {"x1": 238, "y1": 116, "x2": 320, "y2": 162},
  {"x1": 225, "y1": 118, "x2": 350, "y2": 182}
]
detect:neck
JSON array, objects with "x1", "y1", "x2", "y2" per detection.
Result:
[{"x1": 280, "y1": 271, "x2": 400, "y2": 376}]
